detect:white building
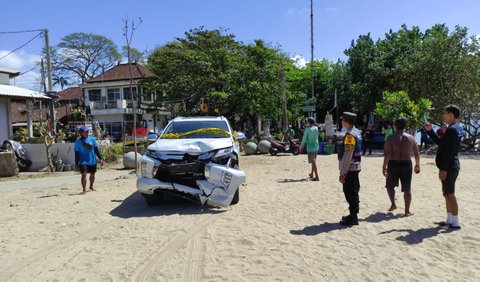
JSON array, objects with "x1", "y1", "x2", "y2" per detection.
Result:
[
  {"x1": 80, "y1": 63, "x2": 170, "y2": 140},
  {"x1": 0, "y1": 68, "x2": 50, "y2": 142}
]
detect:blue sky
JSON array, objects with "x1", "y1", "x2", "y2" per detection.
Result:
[{"x1": 1, "y1": 0, "x2": 479, "y2": 89}]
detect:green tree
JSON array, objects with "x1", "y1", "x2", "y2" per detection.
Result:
[
  {"x1": 51, "y1": 32, "x2": 121, "y2": 83},
  {"x1": 146, "y1": 28, "x2": 240, "y2": 115},
  {"x1": 375, "y1": 91, "x2": 432, "y2": 129},
  {"x1": 144, "y1": 28, "x2": 307, "y2": 134},
  {"x1": 52, "y1": 76, "x2": 70, "y2": 90},
  {"x1": 122, "y1": 46, "x2": 146, "y2": 63},
  {"x1": 228, "y1": 40, "x2": 286, "y2": 123}
]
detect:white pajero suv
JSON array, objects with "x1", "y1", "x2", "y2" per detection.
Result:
[{"x1": 137, "y1": 116, "x2": 246, "y2": 207}]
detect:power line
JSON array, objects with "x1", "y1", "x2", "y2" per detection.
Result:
[
  {"x1": 19, "y1": 66, "x2": 38, "y2": 76},
  {"x1": 0, "y1": 29, "x2": 45, "y2": 35},
  {"x1": 0, "y1": 32, "x2": 43, "y2": 61}
]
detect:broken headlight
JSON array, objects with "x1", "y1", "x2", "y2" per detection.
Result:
[
  {"x1": 212, "y1": 147, "x2": 234, "y2": 165},
  {"x1": 204, "y1": 165, "x2": 211, "y2": 180},
  {"x1": 145, "y1": 149, "x2": 159, "y2": 160}
]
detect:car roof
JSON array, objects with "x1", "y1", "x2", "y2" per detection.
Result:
[{"x1": 172, "y1": 116, "x2": 227, "y2": 122}]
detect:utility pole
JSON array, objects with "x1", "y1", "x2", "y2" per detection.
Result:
[
  {"x1": 279, "y1": 63, "x2": 287, "y2": 131},
  {"x1": 310, "y1": 0, "x2": 315, "y2": 100},
  {"x1": 44, "y1": 29, "x2": 56, "y2": 133},
  {"x1": 44, "y1": 29, "x2": 53, "y2": 91},
  {"x1": 309, "y1": 0, "x2": 316, "y2": 121}
]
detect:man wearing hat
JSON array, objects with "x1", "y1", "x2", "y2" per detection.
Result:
[
  {"x1": 74, "y1": 126, "x2": 104, "y2": 195},
  {"x1": 338, "y1": 112, "x2": 363, "y2": 225}
]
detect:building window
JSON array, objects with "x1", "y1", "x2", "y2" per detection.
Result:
[
  {"x1": 107, "y1": 88, "x2": 120, "y2": 108},
  {"x1": 123, "y1": 87, "x2": 137, "y2": 101},
  {"x1": 103, "y1": 122, "x2": 123, "y2": 141},
  {"x1": 88, "y1": 89, "x2": 102, "y2": 102},
  {"x1": 143, "y1": 93, "x2": 152, "y2": 102}
]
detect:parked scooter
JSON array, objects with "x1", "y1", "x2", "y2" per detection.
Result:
[
  {"x1": 1, "y1": 140, "x2": 32, "y2": 172},
  {"x1": 269, "y1": 138, "x2": 300, "y2": 156}
]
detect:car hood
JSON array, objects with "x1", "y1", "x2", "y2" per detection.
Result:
[{"x1": 149, "y1": 138, "x2": 234, "y2": 154}]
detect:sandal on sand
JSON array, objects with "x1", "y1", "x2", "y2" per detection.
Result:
[
  {"x1": 311, "y1": 177, "x2": 319, "y2": 181},
  {"x1": 308, "y1": 173, "x2": 314, "y2": 178}
]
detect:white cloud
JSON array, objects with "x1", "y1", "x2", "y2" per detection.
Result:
[
  {"x1": 291, "y1": 55, "x2": 307, "y2": 68},
  {"x1": 0, "y1": 50, "x2": 42, "y2": 91},
  {"x1": 287, "y1": 8, "x2": 307, "y2": 15}
]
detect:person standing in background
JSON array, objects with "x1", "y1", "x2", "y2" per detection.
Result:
[
  {"x1": 383, "y1": 118, "x2": 421, "y2": 216},
  {"x1": 74, "y1": 127, "x2": 104, "y2": 195},
  {"x1": 383, "y1": 124, "x2": 393, "y2": 142},
  {"x1": 285, "y1": 125, "x2": 296, "y2": 141},
  {"x1": 300, "y1": 117, "x2": 319, "y2": 181},
  {"x1": 338, "y1": 112, "x2": 363, "y2": 226},
  {"x1": 425, "y1": 105, "x2": 464, "y2": 229},
  {"x1": 363, "y1": 125, "x2": 375, "y2": 155}
]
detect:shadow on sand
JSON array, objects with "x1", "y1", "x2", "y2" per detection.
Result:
[
  {"x1": 361, "y1": 212, "x2": 403, "y2": 223},
  {"x1": 290, "y1": 222, "x2": 352, "y2": 236},
  {"x1": 380, "y1": 226, "x2": 457, "y2": 245},
  {"x1": 278, "y1": 178, "x2": 309, "y2": 183},
  {"x1": 109, "y1": 191, "x2": 225, "y2": 219}
]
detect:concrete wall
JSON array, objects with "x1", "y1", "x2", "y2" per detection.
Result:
[
  {"x1": 0, "y1": 98, "x2": 9, "y2": 143},
  {"x1": 23, "y1": 143, "x2": 75, "y2": 171},
  {"x1": 0, "y1": 73, "x2": 9, "y2": 85}
]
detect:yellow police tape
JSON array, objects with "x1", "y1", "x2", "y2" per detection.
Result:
[{"x1": 161, "y1": 127, "x2": 237, "y2": 142}]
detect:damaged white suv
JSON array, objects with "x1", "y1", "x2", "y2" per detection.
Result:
[{"x1": 137, "y1": 116, "x2": 246, "y2": 207}]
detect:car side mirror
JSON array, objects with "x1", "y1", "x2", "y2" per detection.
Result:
[
  {"x1": 236, "y1": 131, "x2": 246, "y2": 141},
  {"x1": 147, "y1": 133, "x2": 158, "y2": 143}
]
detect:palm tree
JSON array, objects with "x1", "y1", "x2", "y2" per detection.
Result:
[{"x1": 52, "y1": 76, "x2": 70, "y2": 90}]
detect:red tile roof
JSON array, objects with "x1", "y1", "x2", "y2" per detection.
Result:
[
  {"x1": 85, "y1": 62, "x2": 156, "y2": 83},
  {"x1": 58, "y1": 87, "x2": 82, "y2": 101}
]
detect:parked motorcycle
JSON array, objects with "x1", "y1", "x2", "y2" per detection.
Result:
[
  {"x1": 269, "y1": 138, "x2": 300, "y2": 156},
  {"x1": 1, "y1": 140, "x2": 32, "y2": 172}
]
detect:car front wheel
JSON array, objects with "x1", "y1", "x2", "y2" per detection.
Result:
[{"x1": 230, "y1": 188, "x2": 240, "y2": 205}]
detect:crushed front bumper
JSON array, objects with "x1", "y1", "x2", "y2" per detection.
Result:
[{"x1": 137, "y1": 156, "x2": 246, "y2": 207}]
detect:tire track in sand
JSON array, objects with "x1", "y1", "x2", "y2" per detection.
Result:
[
  {"x1": 183, "y1": 232, "x2": 203, "y2": 282},
  {"x1": 132, "y1": 212, "x2": 222, "y2": 281},
  {"x1": 0, "y1": 202, "x2": 148, "y2": 281}
]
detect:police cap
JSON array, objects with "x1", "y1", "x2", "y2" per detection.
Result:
[{"x1": 341, "y1": 112, "x2": 357, "y2": 124}]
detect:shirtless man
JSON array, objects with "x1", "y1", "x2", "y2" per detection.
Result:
[{"x1": 382, "y1": 118, "x2": 420, "y2": 216}]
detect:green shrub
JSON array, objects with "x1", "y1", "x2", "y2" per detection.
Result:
[
  {"x1": 245, "y1": 137, "x2": 258, "y2": 144},
  {"x1": 13, "y1": 127, "x2": 28, "y2": 141},
  {"x1": 113, "y1": 143, "x2": 123, "y2": 155},
  {"x1": 99, "y1": 142, "x2": 124, "y2": 163},
  {"x1": 274, "y1": 132, "x2": 284, "y2": 141}
]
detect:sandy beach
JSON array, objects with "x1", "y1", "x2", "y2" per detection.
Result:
[{"x1": 0, "y1": 152, "x2": 479, "y2": 281}]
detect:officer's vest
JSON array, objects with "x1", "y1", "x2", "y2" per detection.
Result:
[{"x1": 337, "y1": 128, "x2": 363, "y2": 163}]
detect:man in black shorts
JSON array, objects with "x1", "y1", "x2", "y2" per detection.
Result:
[
  {"x1": 383, "y1": 118, "x2": 420, "y2": 216},
  {"x1": 425, "y1": 105, "x2": 464, "y2": 229},
  {"x1": 74, "y1": 127, "x2": 104, "y2": 195}
]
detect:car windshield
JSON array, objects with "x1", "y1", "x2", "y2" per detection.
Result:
[{"x1": 161, "y1": 120, "x2": 231, "y2": 139}]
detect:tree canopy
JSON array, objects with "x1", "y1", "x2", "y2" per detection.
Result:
[{"x1": 51, "y1": 32, "x2": 121, "y2": 83}]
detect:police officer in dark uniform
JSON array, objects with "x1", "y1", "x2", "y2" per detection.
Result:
[{"x1": 338, "y1": 112, "x2": 363, "y2": 226}]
